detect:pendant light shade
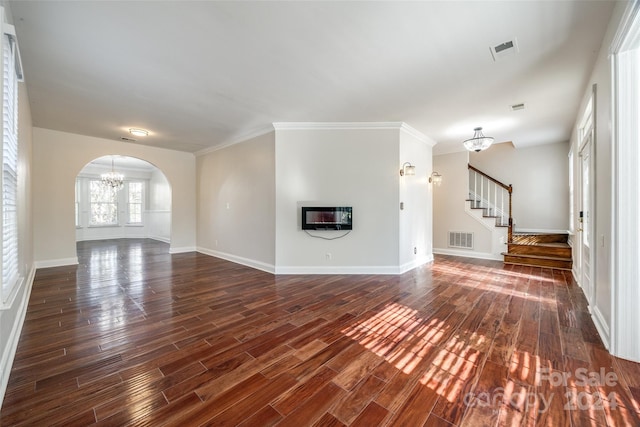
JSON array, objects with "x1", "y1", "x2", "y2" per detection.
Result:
[{"x1": 463, "y1": 127, "x2": 494, "y2": 152}]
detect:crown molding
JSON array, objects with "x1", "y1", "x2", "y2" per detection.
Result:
[
  {"x1": 195, "y1": 122, "x2": 437, "y2": 156},
  {"x1": 195, "y1": 125, "x2": 275, "y2": 157},
  {"x1": 272, "y1": 121, "x2": 405, "y2": 131},
  {"x1": 273, "y1": 121, "x2": 436, "y2": 146},
  {"x1": 399, "y1": 123, "x2": 437, "y2": 146}
]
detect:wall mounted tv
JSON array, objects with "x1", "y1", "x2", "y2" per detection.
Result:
[{"x1": 301, "y1": 206, "x2": 352, "y2": 230}]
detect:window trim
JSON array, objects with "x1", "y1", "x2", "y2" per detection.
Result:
[
  {"x1": 126, "y1": 180, "x2": 144, "y2": 225},
  {"x1": 1, "y1": 10, "x2": 22, "y2": 308}
]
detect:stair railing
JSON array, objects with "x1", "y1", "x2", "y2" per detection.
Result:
[{"x1": 468, "y1": 164, "x2": 513, "y2": 243}]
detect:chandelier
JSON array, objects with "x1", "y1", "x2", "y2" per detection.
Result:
[
  {"x1": 463, "y1": 127, "x2": 494, "y2": 152},
  {"x1": 101, "y1": 157, "x2": 124, "y2": 191}
]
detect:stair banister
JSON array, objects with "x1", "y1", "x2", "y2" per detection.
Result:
[{"x1": 468, "y1": 164, "x2": 513, "y2": 243}]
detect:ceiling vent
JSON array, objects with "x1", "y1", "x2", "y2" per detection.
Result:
[
  {"x1": 120, "y1": 136, "x2": 137, "y2": 142},
  {"x1": 490, "y1": 38, "x2": 519, "y2": 61},
  {"x1": 511, "y1": 103, "x2": 525, "y2": 111}
]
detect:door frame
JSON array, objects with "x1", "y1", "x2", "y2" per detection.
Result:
[{"x1": 578, "y1": 126, "x2": 595, "y2": 307}]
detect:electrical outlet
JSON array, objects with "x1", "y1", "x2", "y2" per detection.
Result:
[{"x1": 414, "y1": 247, "x2": 417, "y2": 254}]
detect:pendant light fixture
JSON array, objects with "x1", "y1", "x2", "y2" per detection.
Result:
[
  {"x1": 101, "y1": 156, "x2": 124, "y2": 192},
  {"x1": 463, "y1": 127, "x2": 494, "y2": 152}
]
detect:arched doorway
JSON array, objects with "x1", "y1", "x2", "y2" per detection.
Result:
[{"x1": 74, "y1": 155, "x2": 172, "y2": 246}]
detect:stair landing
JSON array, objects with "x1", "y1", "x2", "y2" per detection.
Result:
[{"x1": 503, "y1": 233, "x2": 572, "y2": 270}]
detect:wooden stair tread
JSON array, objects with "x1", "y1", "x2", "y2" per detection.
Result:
[
  {"x1": 503, "y1": 260, "x2": 572, "y2": 271},
  {"x1": 502, "y1": 252, "x2": 572, "y2": 262},
  {"x1": 508, "y1": 242, "x2": 570, "y2": 248}
]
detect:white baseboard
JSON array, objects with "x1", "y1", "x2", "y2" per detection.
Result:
[
  {"x1": 169, "y1": 246, "x2": 196, "y2": 254},
  {"x1": 197, "y1": 247, "x2": 275, "y2": 274},
  {"x1": 275, "y1": 254, "x2": 434, "y2": 275},
  {"x1": 399, "y1": 254, "x2": 434, "y2": 274},
  {"x1": 197, "y1": 248, "x2": 434, "y2": 276},
  {"x1": 274, "y1": 265, "x2": 402, "y2": 275},
  {"x1": 592, "y1": 305, "x2": 611, "y2": 350},
  {"x1": 0, "y1": 263, "x2": 36, "y2": 409},
  {"x1": 433, "y1": 247, "x2": 502, "y2": 261},
  {"x1": 34, "y1": 257, "x2": 79, "y2": 269}
]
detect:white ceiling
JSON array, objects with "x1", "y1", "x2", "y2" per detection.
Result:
[{"x1": 9, "y1": 1, "x2": 615, "y2": 155}]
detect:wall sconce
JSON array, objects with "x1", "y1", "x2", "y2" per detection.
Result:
[
  {"x1": 399, "y1": 162, "x2": 416, "y2": 176},
  {"x1": 429, "y1": 171, "x2": 443, "y2": 184}
]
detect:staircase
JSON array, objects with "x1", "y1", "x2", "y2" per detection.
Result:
[
  {"x1": 467, "y1": 164, "x2": 572, "y2": 270},
  {"x1": 502, "y1": 232, "x2": 572, "y2": 270}
]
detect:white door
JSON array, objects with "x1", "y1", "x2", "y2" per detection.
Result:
[{"x1": 579, "y1": 132, "x2": 593, "y2": 306}]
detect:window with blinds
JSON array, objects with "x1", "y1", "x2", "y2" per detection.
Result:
[
  {"x1": 2, "y1": 28, "x2": 20, "y2": 304},
  {"x1": 127, "y1": 181, "x2": 143, "y2": 224}
]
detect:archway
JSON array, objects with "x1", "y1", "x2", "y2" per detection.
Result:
[{"x1": 74, "y1": 155, "x2": 172, "y2": 247}]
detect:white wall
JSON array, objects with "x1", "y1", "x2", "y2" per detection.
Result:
[
  {"x1": 1, "y1": 2, "x2": 35, "y2": 406},
  {"x1": 275, "y1": 127, "x2": 398, "y2": 273},
  {"x1": 470, "y1": 141, "x2": 570, "y2": 232},
  {"x1": 433, "y1": 151, "x2": 496, "y2": 258},
  {"x1": 196, "y1": 123, "x2": 433, "y2": 274},
  {"x1": 196, "y1": 131, "x2": 276, "y2": 271},
  {"x1": 399, "y1": 129, "x2": 434, "y2": 271},
  {"x1": 274, "y1": 125, "x2": 430, "y2": 274},
  {"x1": 568, "y1": 1, "x2": 628, "y2": 351},
  {"x1": 32, "y1": 128, "x2": 196, "y2": 266},
  {"x1": 148, "y1": 168, "x2": 171, "y2": 243}
]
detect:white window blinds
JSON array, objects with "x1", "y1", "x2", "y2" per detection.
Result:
[{"x1": 2, "y1": 29, "x2": 20, "y2": 304}]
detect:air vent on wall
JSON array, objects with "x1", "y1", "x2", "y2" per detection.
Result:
[
  {"x1": 120, "y1": 136, "x2": 137, "y2": 142},
  {"x1": 490, "y1": 38, "x2": 519, "y2": 61},
  {"x1": 449, "y1": 231, "x2": 474, "y2": 249},
  {"x1": 511, "y1": 103, "x2": 525, "y2": 111}
]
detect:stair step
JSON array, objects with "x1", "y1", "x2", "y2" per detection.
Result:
[
  {"x1": 507, "y1": 242, "x2": 571, "y2": 258},
  {"x1": 512, "y1": 233, "x2": 568, "y2": 244},
  {"x1": 502, "y1": 252, "x2": 572, "y2": 270}
]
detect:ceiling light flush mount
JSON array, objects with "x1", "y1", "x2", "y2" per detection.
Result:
[
  {"x1": 101, "y1": 157, "x2": 124, "y2": 192},
  {"x1": 400, "y1": 162, "x2": 416, "y2": 176},
  {"x1": 129, "y1": 128, "x2": 149, "y2": 137},
  {"x1": 463, "y1": 127, "x2": 494, "y2": 152}
]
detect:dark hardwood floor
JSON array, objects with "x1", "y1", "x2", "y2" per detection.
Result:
[{"x1": 1, "y1": 239, "x2": 639, "y2": 426}]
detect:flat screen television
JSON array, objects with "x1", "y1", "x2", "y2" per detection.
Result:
[{"x1": 302, "y1": 206, "x2": 352, "y2": 230}]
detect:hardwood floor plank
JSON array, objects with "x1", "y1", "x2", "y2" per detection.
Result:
[
  {"x1": 276, "y1": 382, "x2": 346, "y2": 427},
  {"x1": 236, "y1": 405, "x2": 283, "y2": 427},
  {"x1": 196, "y1": 374, "x2": 298, "y2": 426},
  {"x1": 1, "y1": 240, "x2": 637, "y2": 426},
  {"x1": 349, "y1": 401, "x2": 389, "y2": 427},
  {"x1": 386, "y1": 380, "x2": 439, "y2": 426},
  {"x1": 271, "y1": 365, "x2": 338, "y2": 416},
  {"x1": 330, "y1": 374, "x2": 386, "y2": 424}
]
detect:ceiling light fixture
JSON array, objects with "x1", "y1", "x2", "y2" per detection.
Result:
[
  {"x1": 463, "y1": 127, "x2": 494, "y2": 152},
  {"x1": 129, "y1": 128, "x2": 149, "y2": 137},
  {"x1": 101, "y1": 156, "x2": 124, "y2": 192}
]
